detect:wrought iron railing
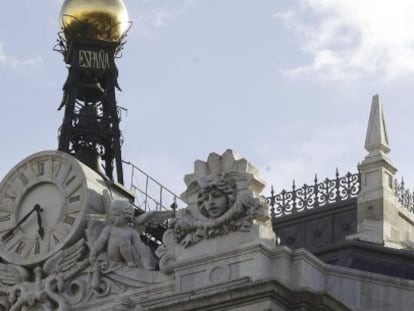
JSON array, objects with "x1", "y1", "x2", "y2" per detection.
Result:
[
  {"x1": 122, "y1": 160, "x2": 185, "y2": 212},
  {"x1": 266, "y1": 169, "x2": 361, "y2": 218},
  {"x1": 394, "y1": 178, "x2": 414, "y2": 213}
]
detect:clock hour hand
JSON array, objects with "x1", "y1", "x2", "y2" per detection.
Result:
[
  {"x1": 35, "y1": 205, "x2": 44, "y2": 240},
  {"x1": 1, "y1": 205, "x2": 39, "y2": 241}
]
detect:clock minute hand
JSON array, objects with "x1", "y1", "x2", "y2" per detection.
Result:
[
  {"x1": 2, "y1": 205, "x2": 38, "y2": 242},
  {"x1": 35, "y1": 205, "x2": 45, "y2": 240}
]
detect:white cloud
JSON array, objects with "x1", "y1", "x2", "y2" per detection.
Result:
[
  {"x1": 132, "y1": 0, "x2": 197, "y2": 38},
  {"x1": 276, "y1": 0, "x2": 414, "y2": 81},
  {"x1": 0, "y1": 43, "x2": 43, "y2": 71}
]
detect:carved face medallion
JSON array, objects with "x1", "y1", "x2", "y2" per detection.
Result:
[{"x1": 199, "y1": 188, "x2": 229, "y2": 219}]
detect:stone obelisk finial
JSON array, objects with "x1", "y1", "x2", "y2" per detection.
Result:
[
  {"x1": 364, "y1": 94, "x2": 390, "y2": 158},
  {"x1": 348, "y1": 95, "x2": 406, "y2": 247}
]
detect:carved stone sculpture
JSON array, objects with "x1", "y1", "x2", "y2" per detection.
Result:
[
  {"x1": 156, "y1": 150, "x2": 272, "y2": 274},
  {"x1": 86, "y1": 191, "x2": 157, "y2": 293},
  {"x1": 0, "y1": 239, "x2": 87, "y2": 311},
  {"x1": 0, "y1": 151, "x2": 172, "y2": 310},
  {"x1": 168, "y1": 150, "x2": 268, "y2": 248},
  {"x1": 88, "y1": 195, "x2": 157, "y2": 270}
]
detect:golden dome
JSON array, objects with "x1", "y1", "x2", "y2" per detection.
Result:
[{"x1": 59, "y1": 0, "x2": 129, "y2": 42}]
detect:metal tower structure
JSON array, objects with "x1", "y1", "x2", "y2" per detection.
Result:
[{"x1": 55, "y1": 10, "x2": 129, "y2": 185}]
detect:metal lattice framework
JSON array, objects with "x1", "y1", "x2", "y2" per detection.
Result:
[
  {"x1": 394, "y1": 178, "x2": 414, "y2": 213},
  {"x1": 55, "y1": 31, "x2": 125, "y2": 184},
  {"x1": 266, "y1": 169, "x2": 361, "y2": 218}
]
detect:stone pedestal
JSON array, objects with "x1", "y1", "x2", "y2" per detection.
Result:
[{"x1": 165, "y1": 221, "x2": 275, "y2": 291}]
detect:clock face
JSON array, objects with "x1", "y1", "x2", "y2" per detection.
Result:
[{"x1": 0, "y1": 151, "x2": 88, "y2": 266}]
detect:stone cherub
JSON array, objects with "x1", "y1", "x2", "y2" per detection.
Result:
[{"x1": 88, "y1": 192, "x2": 157, "y2": 270}]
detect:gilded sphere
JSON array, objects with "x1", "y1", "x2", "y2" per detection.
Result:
[{"x1": 59, "y1": 0, "x2": 129, "y2": 42}]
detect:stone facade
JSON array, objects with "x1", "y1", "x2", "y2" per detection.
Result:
[{"x1": 3, "y1": 97, "x2": 414, "y2": 310}]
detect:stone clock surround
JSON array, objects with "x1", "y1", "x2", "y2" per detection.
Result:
[{"x1": 0, "y1": 150, "x2": 129, "y2": 266}]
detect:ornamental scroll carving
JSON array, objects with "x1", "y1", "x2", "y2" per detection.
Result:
[{"x1": 0, "y1": 239, "x2": 88, "y2": 311}]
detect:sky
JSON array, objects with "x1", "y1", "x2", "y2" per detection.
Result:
[{"x1": 1, "y1": 0, "x2": 414, "y2": 205}]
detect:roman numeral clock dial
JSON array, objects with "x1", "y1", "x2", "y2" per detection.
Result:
[{"x1": 0, "y1": 151, "x2": 90, "y2": 266}]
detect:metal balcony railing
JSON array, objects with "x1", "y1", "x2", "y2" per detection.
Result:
[
  {"x1": 394, "y1": 178, "x2": 414, "y2": 213},
  {"x1": 122, "y1": 160, "x2": 185, "y2": 212},
  {"x1": 266, "y1": 169, "x2": 361, "y2": 218}
]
